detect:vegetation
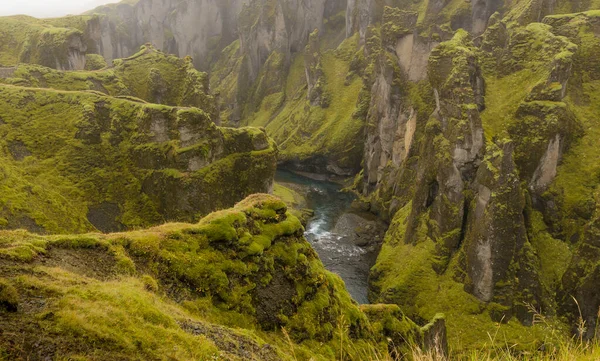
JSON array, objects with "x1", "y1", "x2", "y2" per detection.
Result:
[
  {"x1": 0, "y1": 47, "x2": 277, "y2": 234},
  {"x1": 358, "y1": 4, "x2": 600, "y2": 357},
  {"x1": 0, "y1": 195, "x2": 441, "y2": 361},
  {"x1": 0, "y1": 14, "x2": 97, "y2": 69},
  {"x1": 1, "y1": 0, "x2": 600, "y2": 359}
]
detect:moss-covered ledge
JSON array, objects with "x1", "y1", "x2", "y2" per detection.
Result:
[{"x1": 0, "y1": 194, "x2": 444, "y2": 360}]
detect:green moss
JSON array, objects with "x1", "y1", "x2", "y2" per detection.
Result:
[
  {"x1": 249, "y1": 92, "x2": 285, "y2": 127},
  {"x1": 529, "y1": 211, "x2": 572, "y2": 289},
  {"x1": 550, "y1": 80, "x2": 600, "y2": 220},
  {"x1": 0, "y1": 278, "x2": 18, "y2": 312},
  {"x1": 250, "y1": 47, "x2": 363, "y2": 171},
  {"x1": 370, "y1": 202, "x2": 557, "y2": 352},
  {"x1": 52, "y1": 277, "x2": 221, "y2": 359},
  {"x1": 0, "y1": 194, "x2": 425, "y2": 360},
  {"x1": 112, "y1": 244, "x2": 137, "y2": 275},
  {"x1": 381, "y1": 8, "x2": 417, "y2": 45},
  {"x1": 481, "y1": 69, "x2": 547, "y2": 139},
  {"x1": 0, "y1": 231, "x2": 48, "y2": 261},
  {"x1": 273, "y1": 183, "x2": 305, "y2": 208},
  {"x1": 0, "y1": 78, "x2": 276, "y2": 234},
  {"x1": 141, "y1": 274, "x2": 159, "y2": 292},
  {"x1": 2, "y1": 46, "x2": 217, "y2": 112},
  {"x1": 84, "y1": 53, "x2": 107, "y2": 70},
  {"x1": 285, "y1": 52, "x2": 307, "y2": 98},
  {"x1": 0, "y1": 16, "x2": 80, "y2": 67}
]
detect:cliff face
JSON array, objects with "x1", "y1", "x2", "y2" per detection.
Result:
[
  {"x1": 87, "y1": 0, "x2": 249, "y2": 70},
  {"x1": 0, "y1": 16, "x2": 92, "y2": 70},
  {"x1": 2, "y1": 0, "x2": 600, "y2": 354},
  {"x1": 2, "y1": 45, "x2": 216, "y2": 111},
  {"x1": 361, "y1": 5, "x2": 600, "y2": 349},
  {"x1": 0, "y1": 47, "x2": 276, "y2": 234},
  {"x1": 0, "y1": 194, "x2": 446, "y2": 360}
]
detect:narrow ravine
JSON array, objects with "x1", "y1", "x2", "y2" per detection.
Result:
[{"x1": 275, "y1": 170, "x2": 385, "y2": 304}]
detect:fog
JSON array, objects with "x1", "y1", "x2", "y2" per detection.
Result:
[{"x1": 0, "y1": 0, "x2": 121, "y2": 18}]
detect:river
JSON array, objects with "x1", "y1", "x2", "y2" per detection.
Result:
[{"x1": 275, "y1": 170, "x2": 384, "y2": 304}]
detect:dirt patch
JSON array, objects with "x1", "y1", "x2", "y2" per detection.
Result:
[
  {"x1": 253, "y1": 270, "x2": 297, "y2": 330},
  {"x1": 40, "y1": 248, "x2": 116, "y2": 281},
  {"x1": 0, "y1": 310, "x2": 130, "y2": 361},
  {"x1": 8, "y1": 140, "x2": 32, "y2": 161},
  {"x1": 179, "y1": 320, "x2": 283, "y2": 361},
  {"x1": 6, "y1": 216, "x2": 45, "y2": 234}
]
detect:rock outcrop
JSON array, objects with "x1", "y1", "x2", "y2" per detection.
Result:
[
  {"x1": 304, "y1": 30, "x2": 329, "y2": 107},
  {"x1": 0, "y1": 15, "x2": 90, "y2": 70},
  {"x1": 0, "y1": 194, "x2": 446, "y2": 360},
  {"x1": 0, "y1": 48, "x2": 276, "y2": 234},
  {"x1": 362, "y1": 6, "x2": 600, "y2": 349}
]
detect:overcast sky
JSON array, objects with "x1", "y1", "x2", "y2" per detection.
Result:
[{"x1": 0, "y1": 0, "x2": 121, "y2": 18}]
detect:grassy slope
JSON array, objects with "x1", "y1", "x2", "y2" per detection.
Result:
[
  {"x1": 0, "y1": 45, "x2": 276, "y2": 234},
  {"x1": 481, "y1": 69, "x2": 547, "y2": 139},
  {"x1": 0, "y1": 14, "x2": 94, "y2": 68},
  {"x1": 371, "y1": 204, "x2": 556, "y2": 353},
  {"x1": 2, "y1": 45, "x2": 215, "y2": 111},
  {"x1": 0, "y1": 82, "x2": 276, "y2": 233},
  {"x1": 245, "y1": 35, "x2": 364, "y2": 169},
  {"x1": 551, "y1": 80, "x2": 600, "y2": 213},
  {"x1": 0, "y1": 195, "x2": 420, "y2": 361}
]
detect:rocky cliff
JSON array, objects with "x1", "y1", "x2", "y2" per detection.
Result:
[
  {"x1": 85, "y1": 0, "x2": 249, "y2": 70},
  {"x1": 1, "y1": 0, "x2": 600, "y2": 355},
  {"x1": 359, "y1": 5, "x2": 600, "y2": 351},
  {"x1": 0, "y1": 47, "x2": 276, "y2": 234},
  {"x1": 0, "y1": 15, "x2": 93, "y2": 70},
  {"x1": 0, "y1": 194, "x2": 446, "y2": 360}
]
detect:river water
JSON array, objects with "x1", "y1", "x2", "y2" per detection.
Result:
[{"x1": 275, "y1": 170, "x2": 383, "y2": 304}]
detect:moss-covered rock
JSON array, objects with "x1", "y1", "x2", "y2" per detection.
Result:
[
  {"x1": 559, "y1": 211, "x2": 600, "y2": 340},
  {"x1": 84, "y1": 53, "x2": 108, "y2": 70},
  {"x1": 304, "y1": 30, "x2": 330, "y2": 108},
  {"x1": 1, "y1": 45, "x2": 218, "y2": 113},
  {"x1": 363, "y1": 12, "x2": 599, "y2": 351},
  {"x1": 0, "y1": 194, "x2": 433, "y2": 360},
  {"x1": 0, "y1": 78, "x2": 276, "y2": 234},
  {"x1": 0, "y1": 15, "x2": 97, "y2": 70}
]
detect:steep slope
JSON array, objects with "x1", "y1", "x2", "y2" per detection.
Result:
[
  {"x1": 0, "y1": 194, "x2": 446, "y2": 361},
  {"x1": 85, "y1": 0, "x2": 249, "y2": 70},
  {"x1": 359, "y1": 6, "x2": 600, "y2": 351},
  {"x1": 2, "y1": 0, "x2": 600, "y2": 354},
  {"x1": 0, "y1": 15, "x2": 96, "y2": 70},
  {"x1": 211, "y1": 6, "x2": 364, "y2": 174},
  {"x1": 1, "y1": 45, "x2": 216, "y2": 111},
  {"x1": 0, "y1": 48, "x2": 276, "y2": 234}
]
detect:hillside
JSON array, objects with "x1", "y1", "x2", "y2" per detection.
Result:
[
  {"x1": 0, "y1": 194, "x2": 445, "y2": 360},
  {"x1": 0, "y1": 0, "x2": 599, "y2": 359},
  {"x1": 0, "y1": 46, "x2": 276, "y2": 234}
]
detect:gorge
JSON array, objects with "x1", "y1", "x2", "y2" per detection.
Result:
[{"x1": 1, "y1": 0, "x2": 600, "y2": 360}]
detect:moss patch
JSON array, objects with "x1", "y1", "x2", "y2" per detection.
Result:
[{"x1": 0, "y1": 194, "x2": 426, "y2": 360}]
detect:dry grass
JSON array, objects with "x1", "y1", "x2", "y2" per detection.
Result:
[
  {"x1": 361, "y1": 303, "x2": 600, "y2": 361},
  {"x1": 407, "y1": 302, "x2": 600, "y2": 361}
]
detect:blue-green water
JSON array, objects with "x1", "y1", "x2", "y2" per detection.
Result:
[{"x1": 275, "y1": 170, "x2": 378, "y2": 304}]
